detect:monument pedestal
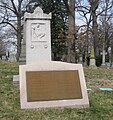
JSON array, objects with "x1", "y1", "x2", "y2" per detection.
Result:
[
  {"x1": 101, "y1": 63, "x2": 106, "y2": 67},
  {"x1": 19, "y1": 61, "x2": 89, "y2": 109},
  {"x1": 89, "y1": 58, "x2": 97, "y2": 69},
  {"x1": 89, "y1": 47, "x2": 97, "y2": 69}
]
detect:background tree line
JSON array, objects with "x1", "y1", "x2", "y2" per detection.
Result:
[{"x1": 0, "y1": 0, "x2": 113, "y2": 66}]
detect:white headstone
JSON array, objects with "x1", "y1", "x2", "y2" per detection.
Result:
[
  {"x1": 101, "y1": 49, "x2": 106, "y2": 66},
  {"x1": 24, "y1": 7, "x2": 51, "y2": 64},
  {"x1": 9, "y1": 53, "x2": 16, "y2": 62}
]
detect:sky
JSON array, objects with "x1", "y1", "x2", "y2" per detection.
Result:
[
  {"x1": 14, "y1": 0, "x2": 18, "y2": 6},
  {"x1": 75, "y1": 0, "x2": 89, "y2": 26}
]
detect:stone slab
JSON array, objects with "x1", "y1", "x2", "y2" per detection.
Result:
[
  {"x1": 90, "y1": 58, "x2": 96, "y2": 66},
  {"x1": 19, "y1": 61, "x2": 89, "y2": 109},
  {"x1": 13, "y1": 75, "x2": 19, "y2": 86}
]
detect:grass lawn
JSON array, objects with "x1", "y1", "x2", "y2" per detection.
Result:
[{"x1": 0, "y1": 61, "x2": 113, "y2": 120}]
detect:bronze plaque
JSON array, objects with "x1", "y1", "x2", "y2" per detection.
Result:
[{"x1": 26, "y1": 70, "x2": 82, "y2": 102}]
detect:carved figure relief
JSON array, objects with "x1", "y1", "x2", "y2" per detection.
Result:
[{"x1": 31, "y1": 23, "x2": 46, "y2": 42}]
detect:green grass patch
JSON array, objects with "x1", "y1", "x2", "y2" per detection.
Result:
[{"x1": 0, "y1": 61, "x2": 113, "y2": 120}]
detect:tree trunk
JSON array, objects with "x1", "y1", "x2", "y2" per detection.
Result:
[
  {"x1": 16, "y1": 16, "x2": 22, "y2": 61},
  {"x1": 92, "y1": 11, "x2": 99, "y2": 57},
  {"x1": 16, "y1": 1, "x2": 22, "y2": 62},
  {"x1": 67, "y1": 0, "x2": 76, "y2": 63},
  {"x1": 89, "y1": 0, "x2": 99, "y2": 57}
]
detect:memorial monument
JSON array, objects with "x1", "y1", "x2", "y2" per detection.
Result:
[{"x1": 19, "y1": 7, "x2": 89, "y2": 109}]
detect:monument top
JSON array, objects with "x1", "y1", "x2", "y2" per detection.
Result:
[{"x1": 24, "y1": 7, "x2": 51, "y2": 20}]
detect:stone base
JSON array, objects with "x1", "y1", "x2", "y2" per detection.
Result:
[
  {"x1": 13, "y1": 75, "x2": 19, "y2": 86},
  {"x1": 101, "y1": 64, "x2": 106, "y2": 68},
  {"x1": 89, "y1": 58, "x2": 97, "y2": 69},
  {"x1": 90, "y1": 58, "x2": 96, "y2": 66},
  {"x1": 19, "y1": 61, "x2": 89, "y2": 109}
]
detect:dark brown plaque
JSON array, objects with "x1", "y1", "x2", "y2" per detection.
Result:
[{"x1": 26, "y1": 70, "x2": 82, "y2": 102}]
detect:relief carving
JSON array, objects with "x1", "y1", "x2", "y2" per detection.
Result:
[{"x1": 31, "y1": 23, "x2": 46, "y2": 42}]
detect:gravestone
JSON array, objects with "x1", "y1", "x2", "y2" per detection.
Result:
[
  {"x1": 89, "y1": 47, "x2": 96, "y2": 68},
  {"x1": 8, "y1": 53, "x2": 16, "y2": 62},
  {"x1": 2, "y1": 56, "x2": 7, "y2": 60},
  {"x1": 19, "y1": 7, "x2": 89, "y2": 109},
  {"x1": 19, "y1": 7, "x2": 51, "y2": 64},
  {"x1": 101, "y1": 49, "x2": 107, "y2": 67},
  {"x1": 25, "y1": 7, "x2": 51, "y2": 64}
]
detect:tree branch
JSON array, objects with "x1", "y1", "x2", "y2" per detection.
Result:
[
  {"x1": 0, "y1": 5, "x2": 16, "y2": 14},
  {"x1": 0, "y1": 22, "x2": 17, "y2": 32},
  {"x1": 10, "y1": 0, "x2": 18, "y2": 14}
]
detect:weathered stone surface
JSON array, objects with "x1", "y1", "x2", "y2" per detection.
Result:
[{"x1": 25, "y1": 7, "x2": 51, "y2": 64}]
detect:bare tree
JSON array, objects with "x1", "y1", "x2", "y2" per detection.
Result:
[
  {"x1": 76, "y1": 1, "x2": 92, "y2": 65},
  {"x1": 0, "y1": 0, "x2": 29, "y2": 61}
]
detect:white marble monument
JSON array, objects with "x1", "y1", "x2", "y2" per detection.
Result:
[
  {"x1": 19, "y1": 7, "x2": 89, "y2": 109},
  {"x1": 24, "y1": 7, "x2": 51, "y2": 64}
]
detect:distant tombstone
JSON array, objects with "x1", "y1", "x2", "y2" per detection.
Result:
[
  {"x1": 8, "y1": 53, "x2": 16, "y2": 62},
  {"x1": 101, "y1": 49, "x2": 107, "y2": 66},
  {"x1": 2, "y1": 55, "x2": 7, "y2": 60},
  {"x1": 89, "y1": 47, "x2": 96, "y2": 67},
  {"x1": 78, "y1": 55, "x2": 83, "y2": 64},
  {"x1": 24, "y1": 7, "x2": 51, "y2": 64}
]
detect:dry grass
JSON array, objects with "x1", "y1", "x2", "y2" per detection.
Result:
[{"x1": 84, "y1": 67, "x2": 113, "y2": 88}]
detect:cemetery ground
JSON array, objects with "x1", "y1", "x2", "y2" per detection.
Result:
[{"x1": 0, "y1": 62, "x2": 113, "y2": 120}]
